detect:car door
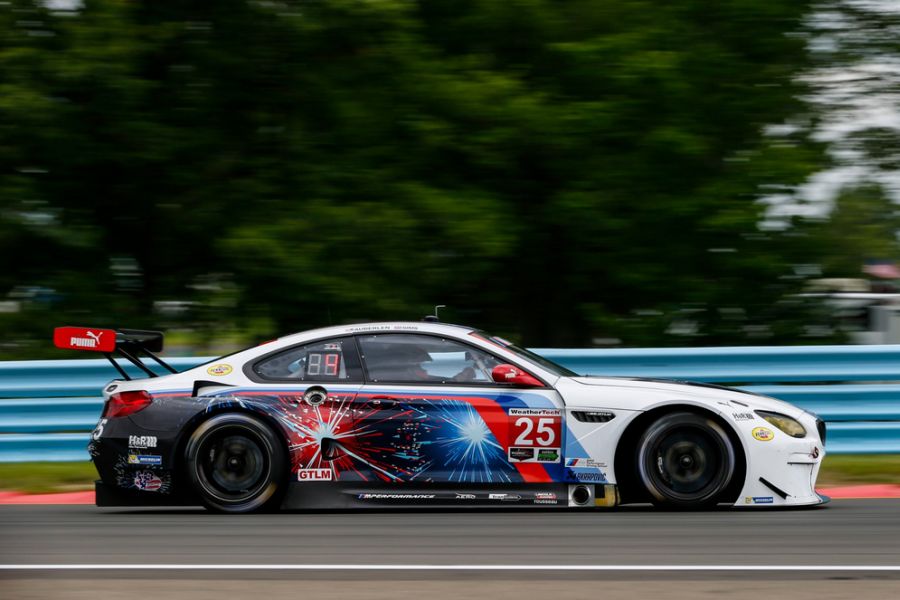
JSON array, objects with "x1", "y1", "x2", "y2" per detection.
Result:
[
  {"x1": 353, "y1": 333, "x2": 567, "y2": 484},
  {"x1": 248, "y1": 336, "x2": 365, "y2": 482}
]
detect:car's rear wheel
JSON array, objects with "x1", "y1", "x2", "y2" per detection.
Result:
[
  {"x1": 185, "y1": 413, "x2": 286, "y2": 513},
  {"x1": 636, "y1": 411, "x2": 735, "y2": 509}
]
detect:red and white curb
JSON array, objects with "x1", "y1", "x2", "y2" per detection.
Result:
[
  {"x1": 0, "y1": 491, "x2": 94, "y2": 505},
  {"x1": 819, "y1": 484, "x2": 900, "y2": 499},
  {"x1": 0, "y1": 485, "x2": 898, "y2": 505}
]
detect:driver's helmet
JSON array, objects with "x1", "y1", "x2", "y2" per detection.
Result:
[{"x1": 394, "y1": 344, "x2": 432, "y2": 378}]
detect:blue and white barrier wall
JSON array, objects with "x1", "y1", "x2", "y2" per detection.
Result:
[{"x1": 1, "y1": 345, "x2": 899, "y2": 461}]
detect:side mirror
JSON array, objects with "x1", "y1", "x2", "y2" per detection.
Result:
[{"x1": 491, "y1": 364, "x2": 542, "y2": 387}]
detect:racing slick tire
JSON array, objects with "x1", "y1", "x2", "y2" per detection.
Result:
[
  {"x1": 636, "y1": 411, "x2": 735, "y2": 509},
  {"x1": 185, "y1": 412, "x2": 287, "y2": 513}
]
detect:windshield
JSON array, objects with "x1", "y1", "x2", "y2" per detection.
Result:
[{"x1": 471, "y1": 331, "x2": 578, "y2": 377}]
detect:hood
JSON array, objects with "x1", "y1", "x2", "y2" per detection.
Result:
[{"x1": 567, "y1": 376, "x2": 806, "y2": 416}]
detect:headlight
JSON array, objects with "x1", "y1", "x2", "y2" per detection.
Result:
[{"x1": 755, "y1": 411, "x2": 806, "y2": 438}]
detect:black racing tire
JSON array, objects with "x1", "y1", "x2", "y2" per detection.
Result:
[
  {"x1": 185, "y1": 412, "x2": 286, "y2": 513},
  {"x1": 636, "y1": 411, "x2": 735, "y2": 509}
]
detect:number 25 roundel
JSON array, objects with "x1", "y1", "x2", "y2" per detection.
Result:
[{"x1": 508, "y1": 408, "x2": 561, "y2": 447}]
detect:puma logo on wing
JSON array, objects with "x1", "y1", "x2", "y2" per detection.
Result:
[{"x1": 70, "y1": 330, "x2": 105, "y2": 348}]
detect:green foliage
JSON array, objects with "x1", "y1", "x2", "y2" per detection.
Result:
[
  {"x1": 0, "y1": 0, "x2": 845, "y2": 355},
  {"x1": 811, "y1": 186, "x2": 900, "y2": 277}
]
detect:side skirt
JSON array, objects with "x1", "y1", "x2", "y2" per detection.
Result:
[{"x1": 281, "y1": 482, "x2": 619, "y2": 510}]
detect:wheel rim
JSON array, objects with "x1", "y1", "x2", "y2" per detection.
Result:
[
  {"x1": 196, "y1": 426, "x2": 270, "y2": 503},
  {"x1": 643, "y1": 422, "x2": 731, "y2": 503}
]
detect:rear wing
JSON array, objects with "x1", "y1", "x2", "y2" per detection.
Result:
[{"x1": 53, "y1": 326, "x2": 178, "y2": 380}]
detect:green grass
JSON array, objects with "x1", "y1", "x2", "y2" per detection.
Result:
[
  {"x1": 0, "y1": 455, "x2": 897, "y2": 494},
  {"x1": 0, "y1": 462, "x2": 97, "y2": 494},
  {"x1": 817, "y1": 454, "x2": 900, "y2": 486}
]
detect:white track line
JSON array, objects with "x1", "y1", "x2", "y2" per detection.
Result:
[{"x1": 0, "y1": 564, "x2": 899, "y2": 571}]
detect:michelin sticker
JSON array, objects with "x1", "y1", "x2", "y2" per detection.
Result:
[
  {"x1": 128, "y1": 454, "x2": 162, "y2": 466},
  {"x1": 745, "y1": 496, "x2": 774, "y2": 504}
]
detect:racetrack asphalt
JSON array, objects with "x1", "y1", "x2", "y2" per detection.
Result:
[{"x1": 2, "y1": 500, "x2": 899, "y2": 598}]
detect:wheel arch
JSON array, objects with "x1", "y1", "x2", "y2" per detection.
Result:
[
  {"x1": 613, "y1": 401, "x2": 748, "y2": 505},
  {"x1": 172, "y1": 399, "x2": 293, "y2": 498}
]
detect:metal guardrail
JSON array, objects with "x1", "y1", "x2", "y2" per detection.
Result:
[{"x1": 1, "y1": 346, "x2": 900, "y2": 461}]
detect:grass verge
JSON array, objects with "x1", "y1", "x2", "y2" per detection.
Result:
[
  {"x1": 0, "y1": 462, "x2": 97, "y2": 494},
  {"x1": 0, "y1": 455, "x2": 898, "y2": 494},
  {"x1": 816, "y1": 454, "x2": 900, "y2": 486}
]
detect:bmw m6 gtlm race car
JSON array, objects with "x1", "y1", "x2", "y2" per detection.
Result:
[{"x1": 54, "y1": 321, "x2": 827, "y2": 513}]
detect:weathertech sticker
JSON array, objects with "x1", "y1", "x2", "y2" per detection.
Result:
[
  {"x1": 508, "y1": 408, "x2": 561, "y2": 449},
  {"x1": 508, "y1": 408, "x2": 561, "y2": 417}
]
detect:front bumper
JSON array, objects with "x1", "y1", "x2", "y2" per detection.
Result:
[{"x1": 734, "y1": 415, "x2": 827, "y2": 508}]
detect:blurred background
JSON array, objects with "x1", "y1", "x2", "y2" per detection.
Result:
[{"x1": 2, "y1": 0, "x2": 900, "y2": 359}]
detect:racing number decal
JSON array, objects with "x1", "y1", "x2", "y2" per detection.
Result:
[
  {"x1": 513, "y1": 415, "x2": 559, "y2": 446},
  {"x1": 507, "y1": 408, "x2": 562, "y2": 464}
]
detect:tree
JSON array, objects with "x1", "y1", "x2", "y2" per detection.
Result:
[{"x1": 1, "y1": 0, "x2": 838, "y2": 356}]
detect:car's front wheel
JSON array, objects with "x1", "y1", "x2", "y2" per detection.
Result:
[
  {"x1": 636, "y1": 411, "x2": 735, "y2": 509},
  {"x1": 185, "y1": 413, "x2": 286, "y2": 513}
]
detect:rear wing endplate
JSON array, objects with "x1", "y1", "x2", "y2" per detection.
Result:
[{"x1": 53, "y1": 326, "x2": 177, "y2": 380}]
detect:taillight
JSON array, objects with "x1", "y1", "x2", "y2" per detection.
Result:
[{"x1": 103, "y1": 390, "x2": 152, "y2": 418}]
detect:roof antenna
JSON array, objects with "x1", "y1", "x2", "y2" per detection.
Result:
[{"x1": 423, "y1": 305, "x2": 446, "y2": 323}]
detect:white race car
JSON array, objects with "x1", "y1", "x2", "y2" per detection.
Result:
[{"x1": 56, "y1": 320, "x2": 827, "y2": 512}]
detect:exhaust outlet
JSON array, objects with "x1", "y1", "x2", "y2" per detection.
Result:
[{"x1": 570, "y1": 485, "x2": 592, "y2": 506}]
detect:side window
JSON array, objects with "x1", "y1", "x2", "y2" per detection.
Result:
[
  {"x1": 357, "y1": 334, "x2": 503, "y2": 384},
  {"x1": 253, "y1": 337, "x2": 362, "y2": 382}
]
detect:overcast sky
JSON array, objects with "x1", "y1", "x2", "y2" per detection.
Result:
[{"x1": 762, "y1": 0, "x2": 900, "y2": 228}]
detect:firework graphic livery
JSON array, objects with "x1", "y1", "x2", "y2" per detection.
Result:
[{"x1": 238, "y1": 393, "x2": 522, "y2": 483}]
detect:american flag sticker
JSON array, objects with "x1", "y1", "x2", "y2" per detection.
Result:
[{"x1": 133, "y1": 471, "x2": 162, "y2": 492}]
